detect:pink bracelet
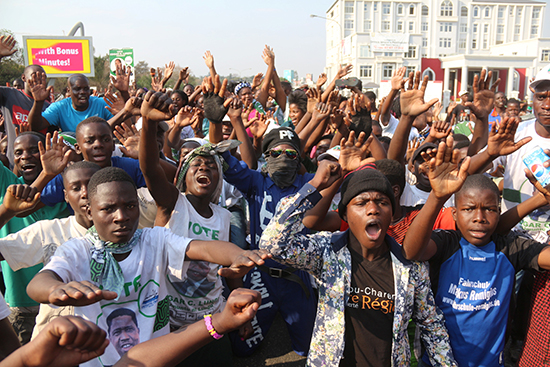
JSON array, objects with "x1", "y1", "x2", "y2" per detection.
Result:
[{"x1": 204, "y1": 314, "x2": 224, "y2": 339}]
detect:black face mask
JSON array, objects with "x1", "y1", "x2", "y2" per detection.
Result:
[{"x1": 263, "y1": 155, "x2": 300, "y2": 188}]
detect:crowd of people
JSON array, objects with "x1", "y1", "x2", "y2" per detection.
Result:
[{"x1": 1, "y1": 31, "x2": 550, "y2": 367}]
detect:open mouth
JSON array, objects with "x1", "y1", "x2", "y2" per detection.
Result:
[
  {"x1": 197, "y1": 175, "x2": 211, "y2": 186},
  {"x1": 21, "y1": 164, "x2": 36, "y2": 173},
  {"x1": 365, "y1": 221, "x2": 382, "y2": 241}
]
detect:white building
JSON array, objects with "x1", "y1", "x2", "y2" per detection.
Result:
[{"x1": 324, "y1": 0, "x2": 548, "y2": 100}]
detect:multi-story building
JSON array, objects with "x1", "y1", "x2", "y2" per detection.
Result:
[{"x1": 324, "y1": 0, "x2": 548, "y2": 101}]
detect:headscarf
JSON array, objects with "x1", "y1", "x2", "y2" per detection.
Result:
[
  {"x1": 175, "y1": 140, "x2": 241, "y2": 203},
  {"x1": 87, "y1": 226, "x2": 142, "y2": 300},
  {"x1": 234, "y1": 82, "x2": 251, "y2": 96}
]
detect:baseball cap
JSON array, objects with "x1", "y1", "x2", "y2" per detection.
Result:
[
  {"x1": 530, "y1": 65, "x2": 550, "y2": 90},
  {"x1": 318, "y1": 146, "x2": 341, "y2": 162},
  {"x1": 458, "y1": 90, "x2": 469, "y2": 97}
]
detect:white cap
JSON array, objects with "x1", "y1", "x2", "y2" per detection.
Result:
[
  {"x1": 530, "y1": 65, "x2": 550, "y2": 90},
  {"x1": 318, "y1": 145, "x2": 341, "y2": 161},
  {"x1": 458, "y1": 90, "x2": 469, "y2": 97}
]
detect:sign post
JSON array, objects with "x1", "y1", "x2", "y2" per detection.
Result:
[
  {"x1": 109, "y1": 48, "x2": 135, "y2": 83},
  {"x1": 22, "y1": 36, "x2": 94, "y2": 77}
]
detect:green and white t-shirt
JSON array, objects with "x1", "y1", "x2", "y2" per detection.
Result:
[
  {"x1": 43, "y1": 227, "x2": 191, "y2": 367},
  {"x1": 493, "y1": 119, "x2": 550, "y2": 243},
  {"x1": 165, "y1": 194, "x2": 230, "y2": 328}
]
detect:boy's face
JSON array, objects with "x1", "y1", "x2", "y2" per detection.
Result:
[
  {"x1": 185, "y1": 155, "x2": 219, "y2": 199},
  {"x1": 75, "y1": 123, "x2": 115, "y2": 168},
  {"x1": 13, "y1": 134, "x2": 42, "y2": 184},
  {"x1": 412, "y1": 158, "x2": 431, "y2": 192},
  {"x1": 452, "y1": 188, "x2": 500, "y2": 246},
  {"x1": 64, "y1": 167, "x2": 98, "y2": 220},
  {"x1": 88, "y1": 181, "x2": 139, "y2": 244},
  {"x1": 345, "y1": 190, "x2": 392, "y2": 251},
  {"x1": 506, "y1": 103, "x2": 520, "y2": 117}
]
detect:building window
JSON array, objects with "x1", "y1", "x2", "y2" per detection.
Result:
[
  {"x1": 483, "y1": 24, "x2": 489, "y2": 33},
  {"x1": 460, "y1": 23, "x2": 467, "y2": 33},
  {"x1": 498, "y1": 6, "x2": 504, "y2": 18},
  {"x1": 364, "y1": 20, "x2": 372, "y2": 32},
  {"x1": 409, "y1": 21, "x2": 414, "y2": 32},
  {"x1": 383, "y1": 3, "x2": 391, "y2": 14},
  {"x1": 406, "y1": 66, "x2": 416, "y2": 75},
  {"x1": 533, "y1": 7, "x2": 540, "y2": 18},
  {"x1": 422, "y1": 37, "x2": 428, "y2": 47},
  {"x1": 423, "y1": 68, "x2": 435, "y2": 80},
  {"x1": 473, "y1": 23, "x2": 478, "y2": 33},
  {"x1": 344, "y1": 19, "x2": 354, "y2": 37},
  {"x1": 439, "y1": 38, "x2": 451, "y2": 47},
  {"x1": 484, "y1": 7, "x2": 490, "y2": 17},
  {"x1": 472, "y1": 39, "x2": 477, "y2": 48},
  {"x1": 483, "y1": 37, "x2": 488, "y2": 49},
  {"x1": 531, "y1": 25, "x2": 539, "y2": 38},
  {"x1": 360, "y1": 65, "x2": 373, "y2": 78},
  {"x1": 382, "y1": 21, "x2": 391, "y2": 31},
  {"x1": 382, "y1": 63, "x2": 395, "y2": 79},
  {"x1": 409, "y1": 4, "x2": 415, "y2": 15},
  {"x1": 364, "y1": 3, "x2": 369, "y2": 12},
  {"x1": 514, "y1": 24, "x2": 520, "y2": 41},
  {"x1": 422, "y1": 53, "x2": 428, "y2": 58},
  {"x1": 459, "y1": 38, "x2": 466, "y2": 48},
  {"x1": 397, "y1": 21, "x2": 403, "y2": 32},
  {"x1": 345, "y1": 1, "x2": 354, "y2": 13},
  {"x1": 405, "y1": 46, "x2": 417, "y2": 58},
  {"x1": 422, "y1": 5, "x2": 429, "y2": 16},
  {"x1": 541, "y1": 50, "x2": 550, "y2": 62},
  {"x1": 497, "y1": 24, "x2": 504, "y2": 34},
  {"x1": 384, "y1": 52, "x2": 394, "y2": 56},
  {"x1": 374, "y1": 2, "x2": 378, "y2": 11},
  {"x1": 440, "y1": 0, "x2": 453, "y2": 16},
  {"x1": 517, "y1": 7, "x2": 523, "y2": 17},
  {"x1": 440, "y1": 22, "x2": 452, "y2": 32},
  {"x1": 397, "y1": 4, "x2": 403, "y2": 15},
  {"x1": 360, "y1": 45, "x2": 372, "y2": 57},
  {"x1": 473, "y1": 6, "x2": 479, "y2": 17},
  {"x1": 461, "y1": 6, "x2": 468, "y2": 17},
  {"x1": 422, "y1": 22, "x2": 428, "y2": 31}
]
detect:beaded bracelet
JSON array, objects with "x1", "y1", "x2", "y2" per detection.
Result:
[{"x1": 204, "y1": 314, "x2": 224, "y2": 339}]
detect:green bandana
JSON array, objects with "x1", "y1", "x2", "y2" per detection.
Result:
[
  {"x1": 175, "y1": 140, "x2": 241, "y2": 202},
  {"x1": 86, "y1": 226, "x2": 142, "y2": 299}
]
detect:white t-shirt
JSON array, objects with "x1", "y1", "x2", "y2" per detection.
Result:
[
  {"x1": 165, "y1": 194, "x2": 230, "y2": 328},
  {"x1": 381, "y1": 114, "x2": 420, "y2": 141},
  {"x1": 493, "y1": 119, "x2": 550, "y2": 243},
  {"x1": 400, "y1": 182, "x2": 454, "y2": 208},
  {"x1": 43, "y1": 227, "x2": 191, "y2": 367},
  {"x1": 0, "y1": 216, "x2": 87, "y2": 338}
]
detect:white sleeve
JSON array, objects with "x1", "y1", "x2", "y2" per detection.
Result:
[
  {"x1": 0, "y1": 292, "x2": 10, "y2": 319},
  {"x1": 162, "y1": 229, "x2": 192, "y2": 279},
  {"x1": 0, "y1": 221, "x2": 51, "y2": 271},
  {"x1": 42, "y1": 240, "x2": 86, "y2": 283}
]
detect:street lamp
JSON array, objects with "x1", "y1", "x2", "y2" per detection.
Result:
[{"x1": 310, "y1": 14, "x2": 342, "y2": 80}]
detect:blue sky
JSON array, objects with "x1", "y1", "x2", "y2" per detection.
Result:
[{"x1": 1, "y1": 0, "x2": 549, "y2": 79}]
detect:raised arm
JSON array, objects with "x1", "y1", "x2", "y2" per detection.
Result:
[
  {"x1": 380, "y1": 67, "x2": 406, "y2": 126},
  {"x1": 0, "y1": 35, "x2": 17, "y2": 61},
  {"x1": 321, "y1": 64, "x2": 352, "y2": 103},
  {"x1": 174, "y1": 67, "x2": 189, "y2": 91},
  {"x1": 402, "y1": 136, "x2": 470, "y2": 261},
  {"x1": 139, "y1": 91, "x2": 180, "y2": 223},
  {"x1": 110, "y1": 65, "x2": 132, "y2": 102},
  {"x1": 0, "y1": 185, "x2": 41, "y2": 238},
  {"x1": 27, "y1": 71, "x2": 52, "y2": 132},
  {"x1": 257, "y1": 45, "x2": 275, "y2": 110},
  {"x1": 226, "y1": 97, "x2": 257, "y2": 169},
  {"x1": 203, "y1": 52, "x2": 217, "y2": 80}
]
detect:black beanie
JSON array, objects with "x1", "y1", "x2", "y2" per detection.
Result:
[
  {"x1": 262, "y1": 127, "x2": 301, "y2": 154},
  {"x1": 338, "y1": 164, "x2": 396, "y2": 219}
]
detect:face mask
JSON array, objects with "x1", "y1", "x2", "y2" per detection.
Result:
[{"x1": 263, "y1": 154, "x2": 300, "y2": 188}]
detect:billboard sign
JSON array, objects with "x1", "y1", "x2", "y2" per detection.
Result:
[
  {"x1": 370, "y1": 33, "x2": 410, "y2": 52},
  {"x1": 109, "y1": 48, "x2": 135, "y2": 83},
  {"x1": 23, "y1": 36, "x2": 94, "y2": 77}
]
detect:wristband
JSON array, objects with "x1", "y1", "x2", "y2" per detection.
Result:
[{"x1": 204, "y1": 314, "x2": 224, "y2": 339}]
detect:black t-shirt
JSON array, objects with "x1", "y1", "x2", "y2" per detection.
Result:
[
  {"x1": 445, "y1": 104, "x2": 468, "y2": 123},
  {"x1": 341, "y1": 241, "x2": 395, "y2": 367}
]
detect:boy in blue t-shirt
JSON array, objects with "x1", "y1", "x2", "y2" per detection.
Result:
[{"x1": 402, "y1": 136, "x2": 550, "y2": 367}]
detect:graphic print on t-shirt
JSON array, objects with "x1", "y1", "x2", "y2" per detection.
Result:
[{"x1": 430, "y1": 238, "x2": 514, "y2": 367}]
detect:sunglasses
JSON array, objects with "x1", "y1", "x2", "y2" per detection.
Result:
[{"x1": 268, "y1": 149, "x2": 299, "y2": 160}]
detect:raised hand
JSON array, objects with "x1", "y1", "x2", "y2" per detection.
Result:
[
  {"x1": 39, "y1": 131, "x2": 72, "y2": 177},
  {"x1": 464, "y1": 69, "x2": 500, "y2": 120},
  {"x1": 433, "y1": 101, "x2": 443, "y2": 121},
  {"x1": 28, "y1": 71, "x2": 50, "y2": 102},
  {"x1": 178, "y1": 66, "x2": 190, "y2": 83},
  {"x1": 0, "y1": 34, "x2": 17, "y2": 58},
  {"x1": 486, "y1": 115, "x2": 531, "y2": 158},
  {"x1": 226, "y1": 96, "x2": 243, "y2": 121},
  {"x1": 310, "y1": 159, "x2": 342, "y2": 191},
  {"x1": 400, "y1": 71, "x2": 439, "y2": 118},
  {"x1": 203, "y1": 51, "x2": 215, "y2": 69},
  {"x1": 425, "y1": 135, "x2": 470, "y2": 199},
  {"x1": 110, "y1": 65, "x2": 131, "y2": 92},
  {"x1": 390, "y1": 66, "x2": 407, "y2": 91},
  {"x1": 306, "y1": 87, "x2": 322, "y2": 114},
  {"x1": 3, "y1": 184, "x2": 41, "y2": 214},
  {"x1": 218, "y1": 250, "x2": 272, "y2": 278},
  {"x1": 336, "y1": 64, "x2": 353, "y2": 79},
  {"x1": 249, "y1": 113, "x2": 271, "y2": 139},
  {"x1": 202, "y1": 75, "x2": 229, "y2": 123},
  {"x1": 312, "y1": 102, "x2": 332, "y2": 122},
  {"x1": 327, "y1": 90, "x2": 341, "y2": 110},
  {"x1": 428, "y1": 120, "x2": 452, "y2": 141},
  {"x1": 162, "y1": 61, "x2": 175, "y2": 84},
  {"x1": 317, "y1": 73, "x2": 328, "y2": 90},
  {"x1": 113, "y1": 123, "x2": 140, "y2": 159},
  {"x1": 446, "y1": 100, "x2": 457, "y2": 116},
  {"x1": 49, "y1": 280, "x2": 117, "y2": 306},
  {"x1": 339, "y1": 131, "x2": 375, "y2": 173},
  {"x1": 104, "y1": 91, "x2": 125, "y2": 115},
  {"x1": 251, "y1": 72, "x2": 264, "y2": 91},
  {"x1": 122, "y1": 96, "x2": 143, "y2": 117},
  {"x1": 406, "y1": 137, "x2": 421, "y2": 165},
  {"x1": 213, "y1": 288, "x2": 262, "y2": 335},
  {"x1": 524, "y1": 169, "x2": 550, "y2": 206},
  {"x1": 15, "y1": 121, "x2": 31, "y2": 136},
  {"x1": 262, "y1": 45, "x2": 275, "y2": 66},
  {"x1": 174, "y1": 105, "x2": 195, "y2": 128},
  {"x1": 141, "y1": 90, "x2": 175, "y2": 122}
]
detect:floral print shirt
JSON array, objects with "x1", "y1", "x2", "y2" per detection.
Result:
[{"x1": 259, "y1": 183, "x2": 457, "y2": 367}]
